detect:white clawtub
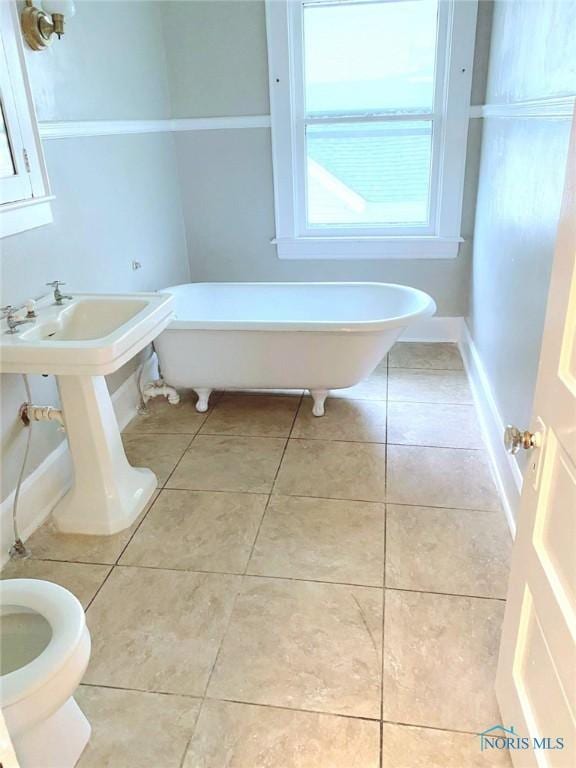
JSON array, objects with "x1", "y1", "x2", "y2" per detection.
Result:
[{"x1": 154, "y1": 282, "x2": 436, "y2": 415}]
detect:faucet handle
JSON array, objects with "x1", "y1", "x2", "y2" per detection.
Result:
[
  {"x1": 1, "y1": 305, "x2": 14, "y2": 317},
  {"x1": 46, "y1": 280, "x2": 66, "y2": 288}
]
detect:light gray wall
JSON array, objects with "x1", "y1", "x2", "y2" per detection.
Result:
[
  {"x1": 0, "y1": 2, "x2": 190, "y2": 503},
  {"x1": 164, "y1": 0, "x2": 493, "y2": 317},
  {"x1": 163, "y1": 0, "x2": 269, "y2": 118},
  {"x1": 469, "y1": 0, "x2": 574, "y2": 473}
]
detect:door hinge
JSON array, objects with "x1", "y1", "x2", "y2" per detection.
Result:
[{"x1": 23, "y1": 149, "x2": 31, "y2": 173}]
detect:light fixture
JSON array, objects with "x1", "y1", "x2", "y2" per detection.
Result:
[{"x1": 21, "y1": 0, "x2": 76, "y2": 51}]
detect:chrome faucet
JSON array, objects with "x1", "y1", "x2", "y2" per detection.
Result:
[
  {"x1": 46, "y1": 280, "x2": 72, "y2": 305},
  {"x1": 1, "y1": 305, "x2": 35, "y2": 334}
]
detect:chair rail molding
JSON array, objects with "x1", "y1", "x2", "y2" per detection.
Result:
[
  {"x1": 39, "y1": 115, "x2": 272, "y2": 139},
  {"x1": 469, "y1": 95, "x2": 575, "y2": 119},
  {"x1": 38, "y1": 97, "x2": 575, "y2": 141}
]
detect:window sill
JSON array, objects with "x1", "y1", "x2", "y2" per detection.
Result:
[
  {"x1": 272, "y1": 236, "x2": 463, "y2": 260},
  {"x1": 1, "y1": 196, "x2": 54, "y2": 239}
]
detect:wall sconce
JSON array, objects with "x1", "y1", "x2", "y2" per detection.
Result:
[{"x1": 21, "y1": 0, "x2": 76, "y2": 51}]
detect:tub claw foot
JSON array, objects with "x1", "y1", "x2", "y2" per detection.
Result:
[
  {"x1": 194, "y1": 388, "x2": 212, "y2": 412},
  {"x1": 310, "y1": 389, "x2": 329, "y2": 417}
]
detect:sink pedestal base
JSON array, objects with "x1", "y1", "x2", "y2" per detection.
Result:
[{"x1": 52, "y1": 375, "x2": 156, "y2": 535}]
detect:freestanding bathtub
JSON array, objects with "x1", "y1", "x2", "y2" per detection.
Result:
[{"x1": 154, "y1": 282, "x2": 436, "y2": 416}]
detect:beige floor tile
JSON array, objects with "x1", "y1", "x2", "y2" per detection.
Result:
[
  {"x1": 1, "y1": 560, "x2": 110, "y2": 609},
  {"x1": 331, "y1": 359, "x2": 388, "y2": 401},
  {"x1": 208, "y1": 577, "x2": 382, "y2": 718},
  {"x1": 124, "y1": 391, "x2": 207, "y2": 435},
  {"x1": 382, "y1": 589, "x2": 505, "y2": 732},
  {"x1": 201, "y1": 394, "x2": 300, "y2": 437},
  {"x1": 387, "y1": 445, "x2": 500, "y2": 511},
  {"x1": 184, "y1": 700, "x2": 380, "y2": 768},
  {"x1": 248, "y1": 495, "x2": 384, "y2": 586},
  {"x1": 122, "y1": 433, "x2": 192, "y2": 486},
  {"x1": 120, "y1": 489, "x2": 266, "y2": 572},
  {"x1": 85, "y1": 566, "x2": 241, "y2": 695},
  {"x1": 76, "y1": 686, "x2": 201, "y2": 768},
  {"x1": 167, "y1": 435, "x2": 287, "y2": 493},
  {"x1": 386, "y1": 505, "x2": 511, "y2": 598},
  {"x1": 381, "y1": 723, "x2": 512, "y2": 767},
  {"x1": 388, "y1": 368, "x2": 473, "y2": 404},
  {"x1": 387, "y1": 402, "x2": 484, "y2": 449},
  {"x1": 292, "y1": 398, "x2": 387, "y2": 443},
  {"x1": 275, "y1": 439, "x2": 387, "y2": 502},
  {"x1": 22, "y1": 491, "x2": 159, "y2": 565},
  {"x1": 389, "y1": 342, "x2": 464, "y2": 370}
]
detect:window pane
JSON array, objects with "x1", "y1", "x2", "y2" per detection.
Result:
[
  {"x1": 304, "y1": 0, "x2": 438, "y2": 117},
  {"x1": 306, "y1": 121, "x2": 432, "y2": 227}
]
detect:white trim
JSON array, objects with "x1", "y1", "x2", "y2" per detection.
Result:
[
  {"x1": 33, "y1": 95, "x2": 576, "y2": 143},
  {"x1": 38, "y1": 115, "x2": 272, "y2": 140},
  {"x1": 469, "y1": 95, "x2": 575, "y2": 119},
  {"x1": 459, "y1": 321, "x2": 523, "y2": 537},
  {"x1": 0, "y1": 1, "x2": 52, "y2": 236},
  {"x1": 170, "y1": 115, "x2": 271, "y2": 132},
  {"x1": 265, "y1": 0, "x2": 478, "y2": 258},
  {"x1": 273, "y1": 235, "x2": 462, "y2": 259},
  {"x1": 39, "y1": 119, "x2": 172, "y2": 140},
  {"x1": 400, "y1": 315, "x2": 464, "y2": 343},
  {"x1": 0, "y1": 369, "x2": 142, "y2": 567},
  {"x1": 1, "y1": 196, "x2": 54, "y2": 238}
]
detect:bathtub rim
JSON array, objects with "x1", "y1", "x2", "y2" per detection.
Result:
[{"x1": 159, "y1": 281, "x2": 436, "y2": 333}]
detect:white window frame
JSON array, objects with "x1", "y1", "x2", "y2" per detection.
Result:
[
  {"x1": 0, "y1": 0, "x2": 52, "y2": 238},
  {"x1": 265, "y1": 0, "x2": 478, "y2": 260}
]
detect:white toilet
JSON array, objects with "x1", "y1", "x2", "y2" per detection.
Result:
[{"x1": 0, "y1": 579, "x2": 91, "y2": 768}]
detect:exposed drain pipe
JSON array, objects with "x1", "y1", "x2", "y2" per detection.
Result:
[
  {"x1": 138, "y1": 348, "x2": 180, "y2": 414},
  {"x1": 141, "y1": 380, "x2": 180, "y2": 407}
]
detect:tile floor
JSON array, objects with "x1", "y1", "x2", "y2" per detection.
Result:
[{"x1": 3, "y1": 343, "x2": 513, "y2": 767}]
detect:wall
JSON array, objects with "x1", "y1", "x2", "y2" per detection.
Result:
[
  {"x1": 163, "y1": 0, "x2": 493, "y2": 317},
  {"x1": 468, "y1": 0, "x2": 575, "y2": 480},
  {"x1": 0, "y1": 1, "x2": 190, "y2": 507}
]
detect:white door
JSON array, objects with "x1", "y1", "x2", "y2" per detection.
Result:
[{"x1": 495, "y1": 111, "x2": 576, "y2": 766}]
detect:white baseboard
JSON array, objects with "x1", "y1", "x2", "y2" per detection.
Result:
[
  {"x1": 400, "y1": 316, "x2": 464, "y2": 343},
  {"x1": 0, "y1": 370, "x2": 142, "y2": 567},
  {"x1": 459, "y1": 323, "x2": 522, "y2": 536}
]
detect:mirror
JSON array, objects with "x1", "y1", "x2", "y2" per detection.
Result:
[{"x1": 0, "y1": 100, "x2": 16, "y2": 179}]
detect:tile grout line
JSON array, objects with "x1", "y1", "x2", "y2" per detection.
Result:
[
  {"x1": 84, "y1": 490, "x2": 164, "y2": 612},
  {"x1": 160, "y1": 431, "x2": 200, "y2": 490},
  {"x1": 50, "y1": 556, "x2": 507, "y2": 602},
  {"x1": 77, "y1": 681, "x2": 486, "y2": 739},
  {"x1": 379, "y1": 354, "x2": 389, "y2": 767},
  {"x1": 177, "y1": 393, "x2": 305, "y2": 768},
  {"x1": 244, "y1": 392, "x2": 304, "y2": 574},
  {"x1": 133, "y1": 430, "x2": 487, "y2": 452}
]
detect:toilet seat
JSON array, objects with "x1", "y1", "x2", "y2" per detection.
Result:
[
  {"x1": 1, "y1": 579, "x2": 91, "y2": 767},
  {"x1": 1, "y1": 579, "x2": 87, "y2": 707}
]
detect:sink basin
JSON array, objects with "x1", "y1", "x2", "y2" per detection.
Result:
[
  {"x1": 0, "y1": 291, "x2": 174, "y2": 537},
  {"x1": 0, "y1": 292, "x2": 173, "y2": 375},
  {"x1": 21, "y1": 298, "x2": 149, "y2": 342}
]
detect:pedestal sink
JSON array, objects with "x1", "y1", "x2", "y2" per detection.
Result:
[{"x1": 0, "y1": 292, "x2": 174, "y2": 535}]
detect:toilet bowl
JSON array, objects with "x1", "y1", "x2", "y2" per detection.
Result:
[{"x1": 0, "y1": 579, "x2": 91, "y2": 768}]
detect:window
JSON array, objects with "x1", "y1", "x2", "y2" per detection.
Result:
[
  {"x1": 266, "y1": 0, "x2": 477, "y2": 259},
  {"x1": 0, "y1": 0, "x2": 52, "y2": 238}
]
